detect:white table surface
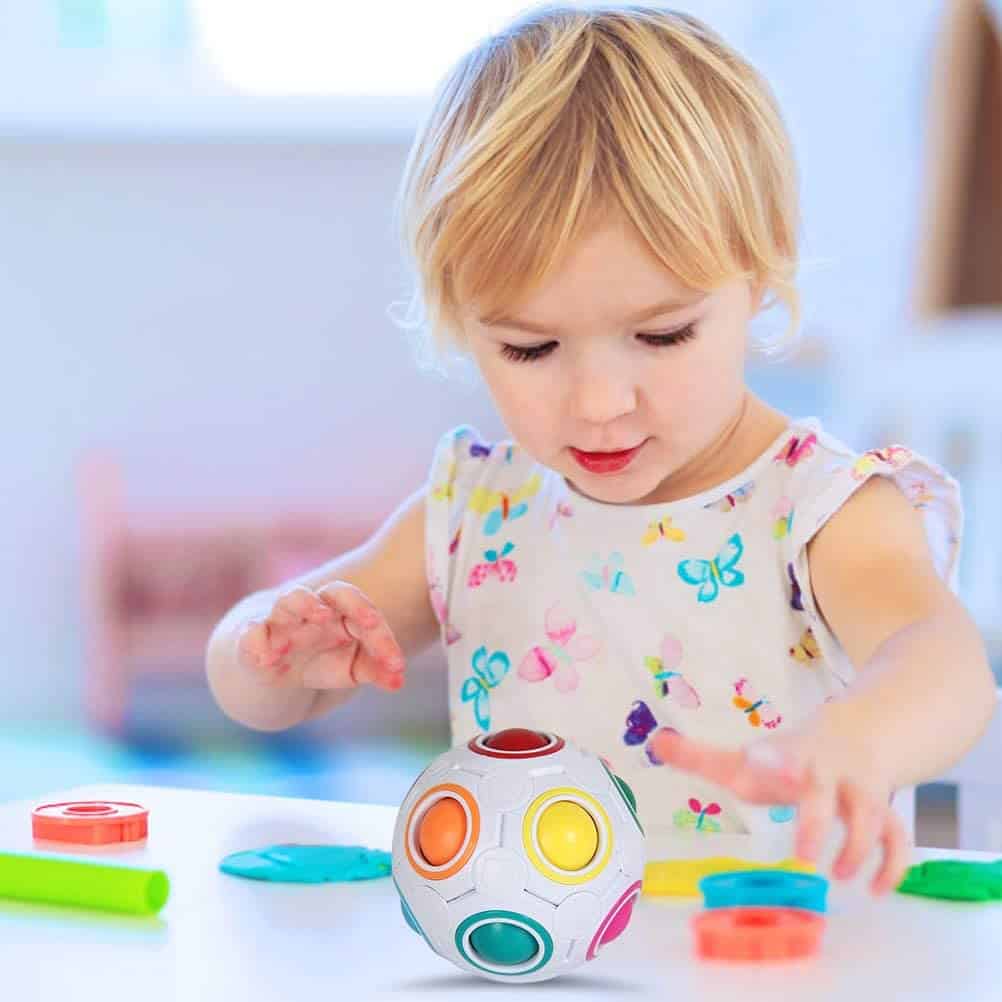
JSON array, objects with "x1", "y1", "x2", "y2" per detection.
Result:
[{"x1": 1, "y1": 784, "x2": 1000, "y2": 1001}]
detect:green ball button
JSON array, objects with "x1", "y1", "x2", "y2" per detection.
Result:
[
  {"x1": 614, "y1": 775, "x2": 637, "y2": 813},
  {"x1": 469, "y1": 921, "x2": 539, "y2": 966}
]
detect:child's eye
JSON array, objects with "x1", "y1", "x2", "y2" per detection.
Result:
[
  {"x1": 500, "y1": 341, "x2": 558, "y2": 363},
  {"x1": 636, "y1": 324, "x2": 697, "y2": 347}
]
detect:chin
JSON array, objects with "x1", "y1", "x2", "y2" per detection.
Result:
[{"x1": 566, "y1": 470, "x2": 659, "y2": 506}]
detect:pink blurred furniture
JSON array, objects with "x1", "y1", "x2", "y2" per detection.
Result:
[{"x1": 78, "y1": 453, "x2": 370, "y2": 734}]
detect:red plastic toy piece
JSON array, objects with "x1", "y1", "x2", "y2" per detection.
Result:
[
  {"x1": 691, "y1": 906, "x2": 825, "y2": 962},
  {"x1": 32, "y1": 801, "x2": 149, "y2": 845}
]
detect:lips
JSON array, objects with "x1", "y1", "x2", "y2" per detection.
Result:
[{"x1": 569, "y1": 442, "x2": 644, "y2": 475}]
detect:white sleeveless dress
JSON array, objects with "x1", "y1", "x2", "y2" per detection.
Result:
[{"x1": 424, "y1": 419, "x2": 961, "y2": 839}]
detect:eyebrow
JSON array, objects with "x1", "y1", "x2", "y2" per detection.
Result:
[{"x1": 480, "y1": 295, "x2": 705, "y2": 334}]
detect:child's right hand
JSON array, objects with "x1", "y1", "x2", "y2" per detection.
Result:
[{"x1": 237, "y1": 583, "x2": 406, "y2": 693}]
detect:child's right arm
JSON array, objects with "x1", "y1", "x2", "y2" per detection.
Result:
[{"x1": 206, "y1": 487, "x2": 439, "y2": 732}]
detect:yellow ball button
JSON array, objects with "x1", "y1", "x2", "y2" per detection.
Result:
[{"x1": 537, "y1": 800, "x2": 598, "y2": 871}]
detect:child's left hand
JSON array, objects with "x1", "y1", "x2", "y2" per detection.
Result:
[{"x1": 648, "y1": 702, "x2": 910, "y2": 895}]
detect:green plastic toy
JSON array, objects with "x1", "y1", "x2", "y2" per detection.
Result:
[
  {"x1": 0, "y1": 851, "x2": 169, "y2": 915},
  {"x1": 897, "y1": 859, "x2": 1002, "y2": 902},
  {"x1": 219, "y1": 844, "x2": 392, "y2": 883}
]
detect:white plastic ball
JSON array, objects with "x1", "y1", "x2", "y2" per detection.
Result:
[{"x1": 391, "y1": 728, "x2": 646, "y2": 983}]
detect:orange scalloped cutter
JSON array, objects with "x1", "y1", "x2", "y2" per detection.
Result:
[
  {"x1": 32, "y1": 801, "x2": 149, "y2": 845},
  {"x1": 692, "y1": 906, "x2": 825, "y2": 963}
]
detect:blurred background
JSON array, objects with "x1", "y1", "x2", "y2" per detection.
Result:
[{"x1": 0, "y1": 0, "x2": 999, "y2": 848}]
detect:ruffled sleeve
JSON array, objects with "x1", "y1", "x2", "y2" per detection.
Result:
[
  {"x1": 424, "y1": 426, "x2": 491, "y2": 643},
  {"x1": 785, "y1": 442, "x2": 963, "y2": 684}
]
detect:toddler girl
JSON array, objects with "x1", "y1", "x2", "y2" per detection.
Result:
[{"x1": 207, "y1": 4, "x2": 995, "y2": 894}]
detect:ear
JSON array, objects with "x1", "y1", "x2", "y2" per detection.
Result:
[{"x1": 749, "y1": 280, "x2": 767, "y2": 314}]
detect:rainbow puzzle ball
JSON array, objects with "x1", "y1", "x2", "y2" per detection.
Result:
[{"x1": 391, "y1": 729, "x2": 646, "y2": 983}]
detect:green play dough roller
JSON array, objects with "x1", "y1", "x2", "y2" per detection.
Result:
[{"x1": 0, "y1": 851, "x2": 169, "y2": 915}]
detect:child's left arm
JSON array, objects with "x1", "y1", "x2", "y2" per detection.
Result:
[{"x1": 652, "y1": 476, "x2": 997, "y2": 893}]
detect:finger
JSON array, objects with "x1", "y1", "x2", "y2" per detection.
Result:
[
  {"x1": 315, "y1": 582, "x2": 379, "y2": 627},
  {"x1": 302, "y1": 646, "x2": 405, "y2": 692},
  {"x1": 293, "y1": 622, "x2": 349, "y2": 655},
  {"x1": 316, "y1": 584, "x2": 404, "y2": 670},
  {"x1": 263, "y1": 621, "x2": 295, "y2": 659},
  {"x1": 649, "y1": 732, "x2": 805, "y2": 804},
  {"x1": 833, "y1": 782, "x2": 881, "y2": 880},
  {"x1": 272, "y1": 585, "x2": 330, "y2": 626},
  {"x1": 349, "y1": 654, "x2": 407, "y2": 692},
  {"x1": 871, "y1": 811, "x2": 911, "y2": 895},
  {"x1": 238, "y1": 620, "x2": 286, "y2": 668},
  {"x1": 795, "y1": 780, "x2": 836, "y2": 863},
  {"x1": 268, "y1": 590, "x2": 342, "y2": 659}
]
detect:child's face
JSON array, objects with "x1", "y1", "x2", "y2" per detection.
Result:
[{"x1": 465, "y1": 213, "x2": 758, "y2": 505}]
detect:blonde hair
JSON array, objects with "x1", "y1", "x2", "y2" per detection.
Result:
[{"x1": 393, "y1": 3, "x2": 800, "y2": 358}]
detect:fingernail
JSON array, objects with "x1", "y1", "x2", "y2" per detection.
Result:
[{"x1": 646, "y1": 728, "x2": 678, "y2": 765}]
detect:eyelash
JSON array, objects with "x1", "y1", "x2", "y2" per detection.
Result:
[{"x1": 499, "y1": 324, "x2": 697, "y2": 363}]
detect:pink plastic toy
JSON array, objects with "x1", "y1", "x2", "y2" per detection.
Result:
[{"x1": 78, "y1": 453, "x2": 369, "y2": 732}]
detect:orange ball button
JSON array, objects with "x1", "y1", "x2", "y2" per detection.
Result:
[{"x1": 417, "y1": 797, "x2": 467, "y2": 866}]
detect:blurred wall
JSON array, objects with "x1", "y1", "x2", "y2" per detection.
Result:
[
  {"x1": 0, "y1": 0, "x2": 947, "y2": 727},
  {"x1": 0, "y1": 139, "x2": 503, "y2": 725}
]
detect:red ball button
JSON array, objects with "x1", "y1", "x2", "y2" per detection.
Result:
[{"x1": 483, "y1": 728, "x2": 551, "y2": 752}]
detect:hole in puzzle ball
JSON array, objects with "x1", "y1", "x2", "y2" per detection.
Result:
[
  {"x1": 483, "y1": 728, "x2": 550, "y2": 752},
  {"x1": 417, "y1": 797, "x2": 467, "y2": 866},
  {"x1": 537, "y1": 800, "x2": 599, "y2": 871},
  {"x1": 613, "y1": 775, "x2": 637, "y2": 813},
  {"x1": 469, "y1": 921, "x2": 539, "y2": 966},
  {"x1": 599, "y1": 895, "x2": 637, "y2": 947}
]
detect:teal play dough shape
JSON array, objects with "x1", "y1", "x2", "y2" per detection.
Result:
[
  {"x1": 219, "y1": 844, "x2": 392, "y2": 883},
  {"x1": 897, "y1": 859, "x2": 1002, "y2": 902}
]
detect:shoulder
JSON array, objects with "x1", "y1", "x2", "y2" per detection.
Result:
[
  {"x1": 787, "y1": 425, "x2": 963, "y2": 662},
  {"x1": 808, "y1": 474, "x2": 930, "y2": 573},
  {"x1": 426, "y1": 426, "x2": 549, "y2": 547},
  {"x1": 428, "y1": 426, "x2": 540, "y2": 498},
  {"x1": 777, "y1": 422, "x2": 961, "y2": 571},
  {"x1": 769, "y1": 420, "x2": 855, "y2": 493},
  {"x1": 806, "y1": 471, "x2": 957, "y2": 666}
]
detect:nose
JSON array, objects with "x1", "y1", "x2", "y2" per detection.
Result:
[{"x1": 567, "y1": 356, "x2": 638, "y2": 427}]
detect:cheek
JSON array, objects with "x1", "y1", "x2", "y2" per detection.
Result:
[
  {"x1": 646, "y1": 346, "x2": 742, "y2": 428},
  {"x1": 479, "y1": 361, "x2": 560, "y2": 434}
]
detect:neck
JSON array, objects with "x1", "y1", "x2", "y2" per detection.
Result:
[{"x1": 640, "y1": 392, "x2": 789, "y2": 504}]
